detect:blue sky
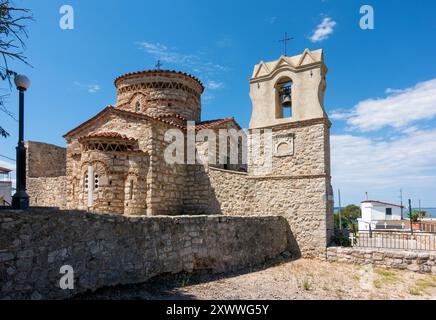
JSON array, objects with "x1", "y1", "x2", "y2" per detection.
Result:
[{"x1": 1, "y1": 0, "x2": 436, "y2": 206}]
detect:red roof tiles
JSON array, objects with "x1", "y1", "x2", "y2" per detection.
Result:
[
  {"x1": 195, "y1": 118, "x2": 241, "y2": 130},
  {"x1": 78, "y1": 132, "x2": 136, "y2": 142},
  {"x1": 63, "y1": 106, "x2": 187, "y2": 138},
  {"x1": 114, "y1": 69, "x2": 204, "y2": 92},
  {"x1": 64, "y1": 107, "x2": 243, "y2": 139}
]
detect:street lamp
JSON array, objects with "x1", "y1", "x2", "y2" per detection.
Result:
[{"x1": 11, "y1": 74, "x2": 31, "y2": 210}]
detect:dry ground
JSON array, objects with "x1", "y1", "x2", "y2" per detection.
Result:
[{"x1": 77, "y1": 259, "x2": 436, "y2": 300}]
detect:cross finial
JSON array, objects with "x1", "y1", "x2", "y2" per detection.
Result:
[
  {"x1": 279, "y1": 32, "x2": 294, "y2": 56},
  {"x1": 155, "y1": 60, "x2": 163, "y2": 70}
]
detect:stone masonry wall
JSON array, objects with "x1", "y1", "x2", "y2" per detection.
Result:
[
  {"x1": 27, "y1": 177, "x2": 67, "y2": 208},
  {"x1": 26, "y1": 141, "x2": 66, "y2": 178},
  {"x1": 326, "y1": 247, "x2": 436, "y2": 274},
  {"x1": 25, "y1": 142, "x2": 68, "y2": 209},
  {"x1": 0, "y1": 208, "x2": 289, "y2": 299}
]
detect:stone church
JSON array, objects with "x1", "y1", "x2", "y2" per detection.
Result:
[{"x1": 26, "y1": 48, "x2": 334, "y2": 257}]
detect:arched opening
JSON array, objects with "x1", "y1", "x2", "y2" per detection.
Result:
[{"x1": 275, "y1": 77, "x2": 293, "y2": 119}]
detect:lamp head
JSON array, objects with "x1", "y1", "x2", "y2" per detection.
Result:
[{"x1": 14, "y1": 74, "x2": 31, "y2": 91}]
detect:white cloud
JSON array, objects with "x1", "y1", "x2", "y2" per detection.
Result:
[
  {"x1": 137, "y1": 41, "x2": 227, "y2": 76},
  {"x1": 137, "y1": 42, "x2": 196, "y2": 66},
  {"x1": 206, "y1": 80, "x2": 224, "y2": 90},
  {"x1": 87, "y1": 84, "x2": 100, "y2": 93},
  {"x1": 309, "y1": 17, "x2": 337, "y2": 43},
  {"x1": 137, "y1": 41, "x2": 228, "y2": 100},
  {"x1": 331, "y1": 128, "x2": 436, "y2": 202},
  {"x1": 329, "y1": 109, "x2": 353, "y2": 121},
  {"x1": 202, "y1": 93, "x2": 215, "y2": 104},
  {"x1": 74, "y1": 82, "x2": 101, "y2": 94},
  {"x1": 334, "y1": 79, "x2": 436, "y2": 132}
]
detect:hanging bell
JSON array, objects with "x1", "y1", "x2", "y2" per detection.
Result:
[{"x1": 282, "y1": 94, "x2": 292, "y2": 108}]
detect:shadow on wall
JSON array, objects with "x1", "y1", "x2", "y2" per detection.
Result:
[{"x1": 182, "y1": 164, "x2": 222, "y2": 215}]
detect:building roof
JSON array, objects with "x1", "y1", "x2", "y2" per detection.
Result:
[
  {"x1": 196, "y1": 118, "x2": 242, "y2": 131},
  {"x1": 78, "y1": 132, "x2": 137, "y2": 142},
  {"x1": 64, "y1": 106, "x2": 243, "y2": 139},
  {"x1": 0, "y1": 167, "x2": 12, "y2": 174},
  {"x1": 63, "y1": 106, "x2": 187, "y2": 138},
  {"x1": 361, "y1": 200, "x2": 405, "y2": 208},
  {"x1": 252, "y1": 48, "x2": 324, "y2": 79},
  {"x1": 114, "y1": 69, "x2": 204, "y2": 92}
]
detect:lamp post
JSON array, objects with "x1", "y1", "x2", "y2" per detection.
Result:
[{"x1": 11, "y1": 74, "x2": 31, "y2": 210}]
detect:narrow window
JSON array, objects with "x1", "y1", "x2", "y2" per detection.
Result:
[
  {"x1": 386, "y1": 208, "x2": 392, "y2": 216},
  {"x1": 84, "y1": 173, "x2": 89, "y2": 191},
  {"x1": 135, "y1": 101, "x2": 141, "y2": 112},
  {"x1": 129, "y1": 180, "x2": 134, "y2": 200},
  {"x1": 94, "y1": 174, "x2": 99, "y2": 190}
]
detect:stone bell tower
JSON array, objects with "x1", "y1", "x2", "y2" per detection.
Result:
[{"x1": 247, "y1": 49, "x2": 334, "y2": 258}]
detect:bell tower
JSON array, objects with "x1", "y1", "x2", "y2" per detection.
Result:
[
  {"x1": 247, "y1": 49, "x2": 334, "y2": 257},
  {"x1": 249, "y1": 48, "x2": 328, "y2": 129}
]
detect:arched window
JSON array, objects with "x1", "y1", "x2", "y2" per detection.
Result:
[
  {"x1": 135, "y1": 101, "x2": 141, "y2": 112},
  {"x1": 275, "y1": 78, "x2": 293, "y2": 119},
  {"x1": 129, "y1": 180, "x2": 134, "y2": 200}
]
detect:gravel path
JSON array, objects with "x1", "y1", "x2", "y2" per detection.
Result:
[{"x1": 76, "y1": 259, "x2": 436, "y2": 300}]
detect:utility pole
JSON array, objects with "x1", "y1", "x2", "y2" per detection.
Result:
[
  {"x1": 400, "y1": 189, "x2": 403, "y2": 220},
  {"x1": 409, "y1": 199, "x2": 414, "y2": 236},
  {"x1": 338, "y1": 189, "x2": 342, "y2": 230}
]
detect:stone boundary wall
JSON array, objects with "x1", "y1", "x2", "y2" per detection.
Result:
[
  {"x1": 206, "y1": 167, "x2": 330, "y2": 258},
  {"x1": 326, "y1": 247, "x2": 436, "y2": 274},
  {"x1": 27, "y1": 177, "x2": 67, "y2": 209},
  {"x1": 0, "y1": 208, "x2": 289, "y2": 299}
]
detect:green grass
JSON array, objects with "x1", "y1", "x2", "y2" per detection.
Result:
[
  {"x1": 352, "y1": 274, "x2": 360, "y2": 281},
  {"x1": 373, "y1": 279, "x2": 383, "y2": 289},
  {"x1": 177, "y1": 274, "x2": 191, "y2": 287},
  {"x1": 409, "y1": 278, "x2": 436, "y2": 296},
  {"x1": 374, "y1": 268, "x2": 399, "y2": 284},
  {"x1": 303, "y1": 278, "x2": 312, "y2": 291},
  {"x1": 409, "y1": 286, "x2": 423, "y2": 296}
]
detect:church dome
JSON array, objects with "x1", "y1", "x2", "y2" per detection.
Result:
[{"x1": 114, "y1": 69, "x2": 204, "y2": 122}]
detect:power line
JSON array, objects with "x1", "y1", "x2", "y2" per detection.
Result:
[{"x1": 0, "y1": 154, "x2": 15, "y2": 162}]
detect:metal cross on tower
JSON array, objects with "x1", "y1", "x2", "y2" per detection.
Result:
[{"x1": 279, "y1": 32, "x2": 294, "y2": 56}]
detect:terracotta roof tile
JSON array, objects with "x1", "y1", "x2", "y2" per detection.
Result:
[
  {"x1": 64, "y1": 107, "x2": 243, "y2": 139},
  {"x1": 114, "y1": 69, "x2": 204, "y2": 92},
  {"x1": 78, "y1": 132, "x2": 136, "y2": 142},
  {"x1": 195, "y1": 118, "x2": 240, "y2": 130},
  {"x1": 63, "y1": 106, "x2": 186, "y2": 138}
]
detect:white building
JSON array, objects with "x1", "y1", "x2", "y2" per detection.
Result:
[
  {"x1": 0, "y1": 167, "x2": 12, "y2": 206},
  {"x1": 358, "y1": 200, "x2": 405, "y2": 231}
]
